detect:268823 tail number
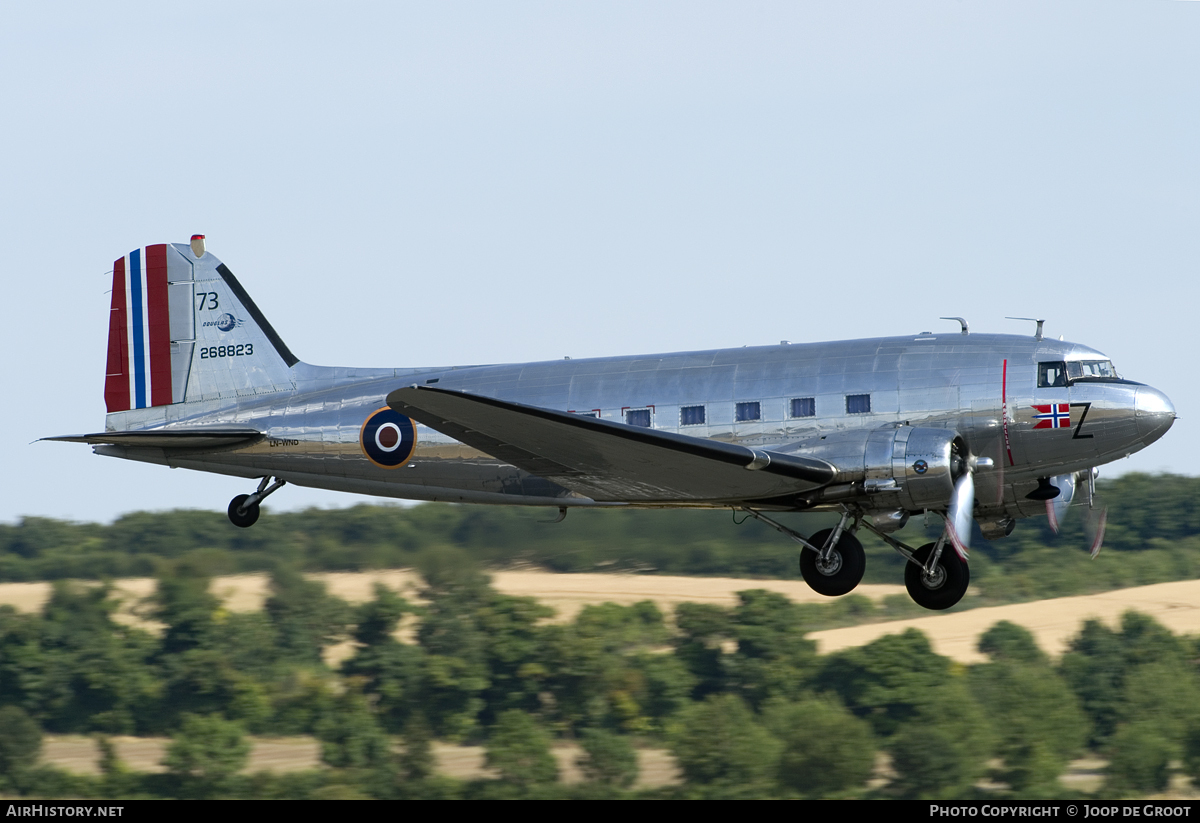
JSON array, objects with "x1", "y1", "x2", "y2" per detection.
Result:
[{"x1": 200, "y1": 344, "x2": 253, "y2": 359}]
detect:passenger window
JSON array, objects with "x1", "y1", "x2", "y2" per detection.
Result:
[
  {"x1": 735, "y1": 401, "x2": 761, "y2": 422},
  {"x1": 625, "y1": 409, "x2": 652, "y2": 428},
  {"x1": 790, "y1": 397, "x2": 815, "y2": 418},
  {"x1": 846, "y1": 394, "x2": 871, "y2": 414},
  {"x1": 1038, "y1": 362, "x2": 1068, "y2": 388},
  {"x1": 680, "y1": 405, "x2": 706, "y2": 426}
]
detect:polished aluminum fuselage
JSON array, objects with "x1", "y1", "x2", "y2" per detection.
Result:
[{"x1": 99, "y1": 332, "x2": 1174, "y2": 522}]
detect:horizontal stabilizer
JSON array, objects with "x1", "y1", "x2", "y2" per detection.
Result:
[
  {"x1": 43, "y1": 428, "x2": 262, "y2": 450},
  {"x1": 387, "y1": 385, "x2": 835, "y2": 503}
]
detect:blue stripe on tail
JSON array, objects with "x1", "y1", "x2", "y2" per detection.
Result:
[{"x1": 129, "y1": 248, "x2": 146, "y2": 409}]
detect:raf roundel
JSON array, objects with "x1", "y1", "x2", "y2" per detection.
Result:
[{"x1": 360, "y1": 407, "x2": 418, "y2": 468}]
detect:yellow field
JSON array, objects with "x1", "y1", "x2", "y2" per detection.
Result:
[
  {"x1": 39, "y1": 735, "x2": 680, "y2": 788},
  {"x1": 5, "y1": 570, "x2": 1200, "y2": 665}
]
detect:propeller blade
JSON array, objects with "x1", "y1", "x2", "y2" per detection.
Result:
[
  {"x1": 1044, "y1": 473, "x2": 1076, "y2": 534},
  {"x1": 946, "y1": 470, "x2": 975, "y2": 561},
  {"x1": 1086, "y1": 504, "x2": 1108, "y2": 559}
]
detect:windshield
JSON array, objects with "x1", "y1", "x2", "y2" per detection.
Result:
[{"x1": 1067, "y1": 359, "x2": 1119, "y2": 381}]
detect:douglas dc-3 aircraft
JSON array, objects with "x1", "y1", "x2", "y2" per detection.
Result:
[{"x1": 48, "y1": 238, "x2": 1177, "y2": 610}]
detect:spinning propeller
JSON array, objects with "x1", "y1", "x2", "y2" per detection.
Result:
[
  {"x1": 1044, "y1": 470, "x2": 1107, "y2": 559},
  {"x1": 945, "y1": 435, "x2": 1108, "y2": 561},
  {"x1": 945, "y1": 442, "x2": 990, "y2": 562}
]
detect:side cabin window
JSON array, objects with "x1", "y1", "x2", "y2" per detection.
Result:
[
  {"x1": 625, "y1": 408, "x2": 652, "y2": 428},
  {"x1": 1038, "y1": 361, "x2": 1069, "y2": 388},
  {"x1": 790, "y1": 397, "x2": 816, "y2": 418},
  {"x1": 680, "y1": 405, "x2": 706, "y2": 426},
  {"x1": 735, "y1": 401, "x2": 761, "y2": 422},
  {"x1": 571, "y1": 410, "x2": 599, "y2": 418},
  {"x1": 846, "y1": 394, "x2": 871, "y2": 414}
]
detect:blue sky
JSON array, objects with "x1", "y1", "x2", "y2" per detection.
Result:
[{"x1": 2, "y1": 2, "x2": 1196, "y2": 523}]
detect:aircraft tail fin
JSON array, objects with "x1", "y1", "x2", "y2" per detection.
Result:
[{"x1": 104, "y1": 240, "x2": 298, "y2": 413}]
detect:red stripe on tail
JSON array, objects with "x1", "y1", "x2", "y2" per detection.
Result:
[
  {"x1": 104, "y1": 257, "x2": 130, "y2": 412},
  {"x1": 144, "y1": 244, "x2": 173, "y2": 407}
]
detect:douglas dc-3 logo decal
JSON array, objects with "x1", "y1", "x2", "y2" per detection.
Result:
[{"x1": 1031, "y1": 402, "x2": 1094, "y2": 439}]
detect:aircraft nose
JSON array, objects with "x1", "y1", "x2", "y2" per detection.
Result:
[{"x1": 1135, "y1": 386, "x2": 1176, "y2": 445}]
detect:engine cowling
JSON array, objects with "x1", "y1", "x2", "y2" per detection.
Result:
[{"x1": 784, "y1": 426, "x2": 967, "y2": 511}]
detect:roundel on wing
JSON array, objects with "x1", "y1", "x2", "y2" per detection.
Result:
[{"x1": 360, "y1": 407, "x2": 417, "y2": 468}]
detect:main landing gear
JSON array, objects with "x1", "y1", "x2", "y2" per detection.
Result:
[
  {"x1": 739, "y1": 509, "x2": 866, "y2": 597},
  {"x1": 860, "y1": 516, "x2": 969, "y2": 610},
  {"x1": 739, "y1": 507, "x2": 970, "y2": 610},
  {"x1": 227, "y1": 477, "x2": 286, "y2": 528}
]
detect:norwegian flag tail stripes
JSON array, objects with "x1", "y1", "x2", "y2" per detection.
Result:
[
  {"x1": 104, "y1": 258, "x2": 130, "y2": 413},
  {"x1": 105, "y1": 244, "x2": 190, "y2": 412}
]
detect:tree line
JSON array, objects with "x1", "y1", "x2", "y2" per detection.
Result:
[
  {"x1": 3, "y1": 556, "x2": 1200, "y2": 798},
  {"x1": 2, "y1": 473, "x2": 1200, "y2": 609}
]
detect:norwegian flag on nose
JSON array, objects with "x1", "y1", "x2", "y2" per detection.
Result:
[{"x1": 1033, "y1": 403, "x2": 1072, "y2": 429}]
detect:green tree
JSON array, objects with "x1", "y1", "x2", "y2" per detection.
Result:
[
  {"x1": 724, "y1": 590, "x2": 818, "y2": 708},
  {"x1": 887, "y1": 678, "x2": 994, "y2": 799},
  {"x1": 577, "y1": 728, "x2": 639, "y2": 789},
  {"x1": 1181, "y1": 719, "x2": 1200, "y2": 786},
  {"x1": 162, "y1": 713, "x2": 250, "y2": 798},
  {"x1": 0, "y1": 705, "x2": 42, "y2": 793},
  {"x1": 484, "y1": 710, "x2": 559, "y2": 788},
  {"x1": 1061, "y1": 612, "x2": 1190, "y2": 746},
  {"x1": 542, "y1": 601, "x2": 674, "y2": 733},
  {"x1": 977, "y1": 620, "x2": 1047, "y2": 665},
  {"x1": 398, "y1": 711, "x2": 435, "y2": 782},
  {"x1": 153, "y1": 561, "x2": 221, "y2": 656},
  {"x1": 36, "y1": 582, "x2": 158, "y2": 734},
  {"x1": 970, "y1": 660, "x2": 1087, "y2": 793},
  {"x1": 765, "y1": 695, "x2": 875, "y2": 797},
  {"x1": 264, "y1": 566, "x2": 351, "y2": 666},
  {"x1": 1119, "y1": 660, "x2": 1200, "y2": 749},
  {"x1": 414, "y1": 557, "x2": 495, "y2": 739},
  {"x1": 1104, "y1": 721, "x2": 1174, "y2": 795},
  {"x1": 342, "y1": 584, "x2": 425, "y2": 732},
  {"x1": 315, "y1": 689, "x2": 393, "y2": 772},
  {"x1": 816, "y1": 628, "x2": 952, "y2": 738},
  {"x1": 672, "y1": 602, "x2": 730, "y2": 699},
  {"x1": 669, "y1": 693, "x2": 781, "y2": 796}
]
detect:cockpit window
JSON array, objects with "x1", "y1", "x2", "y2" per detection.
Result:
[
  {"x1": 1067, "y1": 359, "x2": 1119, "y2": 381},
  {"x1": 1038, "y1": 362, "x2": 1068, "y2": 388}
]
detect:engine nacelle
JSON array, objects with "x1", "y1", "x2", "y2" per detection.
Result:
[
  {"x1": 784, "y1": 426, "x2": 967, "y2": 511},
  {"x1": 885, "y1": 426, "x2": 967, "y2": 510}
]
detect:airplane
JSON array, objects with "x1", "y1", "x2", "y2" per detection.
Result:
[{"x1": 46, "y1": 237, "x2": 1177, "y2": 610}]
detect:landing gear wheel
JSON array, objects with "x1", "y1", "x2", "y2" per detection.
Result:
[
  {"x1": 227, "y1": 494, "x2": 260, "y2": 528},
  {"x1": 905, "y1": 542, "x2": 970, "y2": 610},
  {"x1": 799, "y1": 528, "x2": 866, "y2": 596}
]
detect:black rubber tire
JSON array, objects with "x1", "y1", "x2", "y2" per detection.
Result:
[
  {"x1": 227, "y1": 494, "x2": 260, "y2": 528},
  {"x1": 904, "y1": 542, "x2": 970, "y2": 610},
  {"x1": 799, "y1": 528, "x2": 866, "y2": 596}
]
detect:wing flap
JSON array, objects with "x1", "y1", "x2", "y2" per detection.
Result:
[{"x1": 387, "y1": 385, "x2": 835, "y2": 502}]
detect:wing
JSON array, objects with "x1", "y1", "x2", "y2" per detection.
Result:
[
  {"x1": 42, "y1": 429, "x2": 262, "y2": 450},
  {"x1": 387, "y1": 385, "x2": 836, "y2": 503}
]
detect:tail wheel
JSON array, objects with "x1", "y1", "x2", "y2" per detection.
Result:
[
  {"x1": 799, "y1": 528, "x2": 866, "y2": 596},
  {"x1": 227, "y1": 494, "x2": 260, "y2": 528},
  {"x1": 905, "y1": 542, "x2": 970, "y2": 610}
]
